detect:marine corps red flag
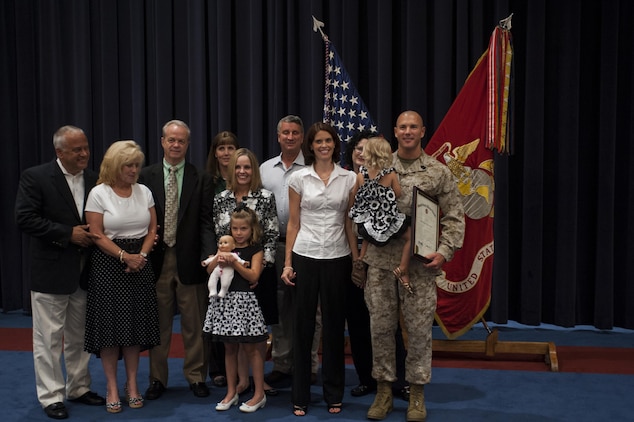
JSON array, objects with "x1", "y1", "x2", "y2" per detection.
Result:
[{"x1": 425, "y1": 17, "x2": 513, "y2": 338}]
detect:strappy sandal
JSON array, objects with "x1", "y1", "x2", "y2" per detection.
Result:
[
  {"x1": 124, "y1": 383, "x2": 144, "y2": 408},
  {"x1": 105, "y1": 393, "x2": 122, "y2": 414},
  {"x1": 328, "y1": 403, "x2": 343, "y2": 414},
  {"x1": 293, "y1": 404, "x2": 308, "y2": 416},
  {"x1": 393, "y1": 267, "x2": 415, "y2": 295}
]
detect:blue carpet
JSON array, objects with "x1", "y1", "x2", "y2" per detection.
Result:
[
  {"x1": 2, "y1": 354, "x2": 633, "y2": 421},
  {"x1": 2, "y1": 311, "x2": 633, "y2": 421}
]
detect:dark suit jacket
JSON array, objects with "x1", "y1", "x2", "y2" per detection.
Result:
[
  {"x1": 15, "y1": 160, "x2": 98, "y2": 294},
  {"x1": 139, "y1": 162, "x2": 216, "y2": 285}
]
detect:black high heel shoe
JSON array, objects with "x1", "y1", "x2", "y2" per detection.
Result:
[{"x1": 293, "y1": 404, "x2": 308, "y2": 416}]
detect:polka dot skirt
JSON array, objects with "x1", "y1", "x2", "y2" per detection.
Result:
[{"x1": 84, "y1": 239, "x2": 160, "y2": 355}]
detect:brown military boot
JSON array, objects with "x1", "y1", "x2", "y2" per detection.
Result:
[
  {"x1": 406, "y1": 384, "x2": 427, "y2": 421},
  {"x1": 366, "y1": 381, "x2": 393, "y2": 420}
]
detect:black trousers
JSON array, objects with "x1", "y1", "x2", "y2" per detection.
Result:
[
  {"x1": 345, "y1": 278, "x2": 375, "y2": 387},
  {"x1": 291, "y1": 253, "x2": 350, "y2": 407}
]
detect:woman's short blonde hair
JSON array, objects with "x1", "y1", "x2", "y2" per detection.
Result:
[
  {"x1": 362, "y1": 137, "x2": 393, "y2": 170},
  {"x1": 97, "y1": 140, "x2": 145, "y2": 186}
]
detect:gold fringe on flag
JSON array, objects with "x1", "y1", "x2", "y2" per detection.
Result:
[{"x1": 486, "y1": 17, "x2": 514, "y2": 154}]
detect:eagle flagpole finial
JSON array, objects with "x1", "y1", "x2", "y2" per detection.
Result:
[
  {"x1": 499, "y1": 13, "x2": 513, "y2": 30},
  {"x1": 312, "y1": 15, "x2": 328, "y2": 41}
]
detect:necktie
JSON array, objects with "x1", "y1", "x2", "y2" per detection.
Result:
[{"x1": 164, "y1": 166, "x2": 178, "y2": 247}]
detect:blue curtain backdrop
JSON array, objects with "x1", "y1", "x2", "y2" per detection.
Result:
[{"x1": 1, "y1": 0, "x2": 633, "y2": 330}]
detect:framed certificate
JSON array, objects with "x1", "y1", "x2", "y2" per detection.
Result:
[{"x1": 411, "y1": 187, "x2": 439, "y2": 264}]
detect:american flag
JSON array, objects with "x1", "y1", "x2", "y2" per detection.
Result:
[{"x1": 322, "y1": 39, "x2": 378, "y2": 164}]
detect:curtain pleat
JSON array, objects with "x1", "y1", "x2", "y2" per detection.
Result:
[{"x1": 2, "y1": 0, "x2": 633, "y2": 330}]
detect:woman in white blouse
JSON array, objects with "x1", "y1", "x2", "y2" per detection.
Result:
[
  {"x1": 84, "y1": 140, "x2": 159, "y2": 413},
  {"x1": 281, "y1": 122, "x2": 358, "y2": 416}
]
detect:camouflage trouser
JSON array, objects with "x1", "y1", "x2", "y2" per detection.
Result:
[{"x1": 364, "y1": 265, "x2": 436, "y2": 385}]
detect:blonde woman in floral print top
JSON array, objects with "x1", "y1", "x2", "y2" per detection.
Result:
[{"x1": 213, "y1": 149, "x2": 279, "y2": 266}]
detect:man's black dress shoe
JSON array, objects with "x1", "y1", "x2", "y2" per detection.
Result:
[
  {"x1": 264, "y1": 370, "x2": 291, "y2": 384},
  {"x1": 69, "y1": 391, "x2": 106, "y2": 405},
  {"x1": 145, "y1": 380, "x2": 166, "y2": 400},
  {"x1": 351, "y1": 383, "x2": 377, "y2": 397},
  {"x1": 190, "y1": 382, "x2": 210, "y2": 398},
  {"x1": 44, "y1": 402, "x2": 68, "y2": 419}
]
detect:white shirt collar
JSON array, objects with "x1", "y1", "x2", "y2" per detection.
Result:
[{"x1": 56, "y1": 158, "x2": 84, "y2": 177}]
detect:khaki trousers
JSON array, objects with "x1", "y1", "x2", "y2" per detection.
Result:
[
  {"x1": 31, "y1": 289, "x2": 92, "y2": 407},
  {"x1": 148, "y1": 247, "x2": 208, "y2": 385}
]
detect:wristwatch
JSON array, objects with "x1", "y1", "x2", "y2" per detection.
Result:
[{"x1": 140, "y1": 251, "x2": 148, "y2": 258}]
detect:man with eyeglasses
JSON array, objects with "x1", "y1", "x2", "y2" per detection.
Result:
[{"x1": 139, "y1": 120, "x2": 216, "y2": 400}]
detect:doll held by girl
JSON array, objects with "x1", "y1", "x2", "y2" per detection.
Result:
[{"x1": 202, "y1": 235, "x2": 249, "y2": 298}]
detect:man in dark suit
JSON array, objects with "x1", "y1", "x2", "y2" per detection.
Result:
[
  {"x1": 15, "y1": 125, "x2": 105, "y2": 419},
  {"x1": 139, "y1": 119, "x2": 215, "y2": 399}
]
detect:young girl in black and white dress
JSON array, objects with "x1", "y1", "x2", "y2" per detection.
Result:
[
  {"x1": 202, "y1": 206, "x2": 268, "y2": 413},
  {"x1": 348, "y1": 137, "x2": 413, "y2": 293}
]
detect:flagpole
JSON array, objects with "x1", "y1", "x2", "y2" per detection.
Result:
[
  {"x1": 312, "y1": 15, "x2": 328, "y2": 41},
  {"x1": 499, "y1": 13, "x2": 513, "y2": 30},
  {"x1": 430, "y1": 13, "x2": 556, "y2": 370}
]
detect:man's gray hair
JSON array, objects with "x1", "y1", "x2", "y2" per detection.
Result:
[
  {"x1": 53, "y1": 125, "x2": 84, "y2": 149},
  {"x1": 162, "y1": 119, "x2": 191, "y2": 138},
  {"x1": 277, "y1": 115, "x2": 304, "y2": 133}
]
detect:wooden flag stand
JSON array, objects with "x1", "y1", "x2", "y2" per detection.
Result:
[{"x1": 432, "y1": 318, "x2": 559, "y2": 372}]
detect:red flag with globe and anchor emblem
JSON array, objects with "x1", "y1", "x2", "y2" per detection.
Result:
[{"x1": 425, "y1": 19, "x2": 513, "y2": 338}]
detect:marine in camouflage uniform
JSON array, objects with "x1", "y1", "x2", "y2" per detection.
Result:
[{"x1": 363, "y1": 111, "x2": 464, "y2": 421}]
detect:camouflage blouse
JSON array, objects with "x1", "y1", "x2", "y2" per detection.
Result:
[{"x1": 364, "y1": 151, "x2": 465, "y2": 273}]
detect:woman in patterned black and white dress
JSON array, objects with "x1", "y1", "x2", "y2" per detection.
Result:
[{"x1": 84, "y1": 140, "x2": 160, "y2": 413}]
